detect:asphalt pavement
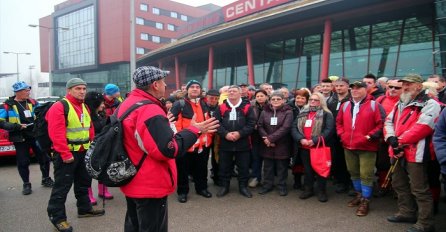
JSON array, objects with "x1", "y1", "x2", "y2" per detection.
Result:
[{"x1": 0, "y1": 159, "x2": 445, "y2": 232}]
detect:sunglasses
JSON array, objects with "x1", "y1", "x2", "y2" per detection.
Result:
[{"x1": 388, "y1": 86, "x2": 402, "y2": 90}]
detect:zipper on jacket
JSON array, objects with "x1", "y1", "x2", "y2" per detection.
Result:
[{"x1": 401, "y1": 110, "x2": 414, "y2": 125}]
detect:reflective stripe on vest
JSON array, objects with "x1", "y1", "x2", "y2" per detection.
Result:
[{"x1": 65, "y1": 99, "x2": 91, "y2": 151}]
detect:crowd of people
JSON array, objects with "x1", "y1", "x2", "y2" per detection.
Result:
[{"x1": 1, "y1": 67, "x2": 446, "y2": 232}]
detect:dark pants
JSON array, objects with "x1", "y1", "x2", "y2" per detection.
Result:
[
  {"x1": 14, "y1": 138, "x2": 50, "y2": 183},
  {"x1": 47, "y1": 152, "x2": 92, "y2": 224},
  {"x1": 392, "y1": 161, "x2": 434, "y2": 229},
  {"x1": 250, "y1": 137, "x2": 263, "y2": 180},
  {"x1": 330, "y1": 138, "x2": 350, "y2": 185},
  {"x1": 124, "y1": 197, "x2": 168, "y2": 232},
  {"x1": 300, "y1": 148, "x2": 327, "y2": 191},
  {"x1": 219, "y1": 150, "x2": 250, "y2": 186},
  {"x1": 176, "y1": 147, "x2": 210, "y2": 194},
  {"x1": 263, "y1": 158, "x2": 288, "y2": 189},
  {"x1": 210, "y1": 143, "x2": 220, "y2": 183}
]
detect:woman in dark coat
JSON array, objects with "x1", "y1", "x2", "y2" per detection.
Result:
[
  {"x1": 248, "y1": 90, "x2": 269, "y2": 188},
  {"x1": 84, "y1": 91, "x2": 107, "y2": 205},
  {"x1": 287, "y1": 89, "x2": 310, "y2": 189},
  {"x1": 291, "y1": 92, "x2": 334, "y2": 202},
  {"x1": 257, "y1": 91, "x2": 293, "y2": 196}
]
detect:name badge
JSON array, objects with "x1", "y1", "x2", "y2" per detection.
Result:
[
  {"x1": 270, "y1": 117, "x2": 278, "y2": 125},
  {"x1": 305, "y1": 119, "x2": 312, "y2": 127},
  {"x1": 229, "y1": 111, "x2": 237, "y2": 121},
  {"x1": 24, "y1": 110, "x2": 32, "y2": 118},
  {"x1": 336, "y1": 102, "x2": 341, "y2": 111}
]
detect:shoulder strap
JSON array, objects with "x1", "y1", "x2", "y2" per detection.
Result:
[
  {"x1": 60, "y1": 99, "x2": 70, "y2": 126},
  {"x1": 117, "y1": 100, "x2": 153, "y2": 122},
  {"x1": 371, "y1": 100, "x2": 376, "y2": 112},
  {"x1": 179, "y1": 99, "x2": 185, "y2": 112}
]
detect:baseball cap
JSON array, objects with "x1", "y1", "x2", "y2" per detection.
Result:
[
  {"x1": 398, "y1": 74, "x2": 423, "y2": 83},
  {"x1": 349, "y1": 81, "x2": 367, "y2": 88}
]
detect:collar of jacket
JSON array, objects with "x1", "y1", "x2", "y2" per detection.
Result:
[{"x1": 129, "y1": 89, "x2": 167, "y2": 113}]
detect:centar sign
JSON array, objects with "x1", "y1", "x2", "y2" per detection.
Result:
[{"x1": 223, "y1": 0, "x2": 291, "y2": 22}]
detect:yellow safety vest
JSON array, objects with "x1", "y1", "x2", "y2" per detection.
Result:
[{"x1": 65, "y1": 99, "x2": 91, "y2": 151}]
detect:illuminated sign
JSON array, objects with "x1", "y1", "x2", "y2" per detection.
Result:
[{"x1": 223, "y1": 0, "x2": 292, "y2": 22}]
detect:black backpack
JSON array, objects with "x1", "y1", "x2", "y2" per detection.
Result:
[
  {"x1": 85, "y1": 100, "x2": 152, "y2": 187},
  {"x1": 33, "y1": 100, "x2": 68, "y2": 154}
]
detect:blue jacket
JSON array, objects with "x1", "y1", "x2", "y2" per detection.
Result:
[{"x1": 433, "y1": 109, "x2": 446, "y2": 174}]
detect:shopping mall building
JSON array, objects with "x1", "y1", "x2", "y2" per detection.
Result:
[{"x1": 138, "y1": 0, "x2": 446, "y2": 92}]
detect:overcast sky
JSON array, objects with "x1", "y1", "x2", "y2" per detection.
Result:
[{"x1": 0, "y1": 0, "x2": 236, "y2": 96}]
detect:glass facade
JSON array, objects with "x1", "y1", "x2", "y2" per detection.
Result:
[
  {"x1": 52, "y1": 63, "x2": 131, "y2": 97},
  {"x1": 56, "y1": 5, "x2": 96, "y2": 70},
  {"x1": 176, "y1": 8, "x2": 438, "y2": 90}
]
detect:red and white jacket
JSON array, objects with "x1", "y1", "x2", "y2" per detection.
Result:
[
  {"x1": 384, "y1": 92, "x2": 441, "y2": 163},
  {"x1": 336, "y1": 95, "x2": 385, "y2": 151},
  {"x1": 119, "y1": 89, "x2": 200, "y2": 198}
]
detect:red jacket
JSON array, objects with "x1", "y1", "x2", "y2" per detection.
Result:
[
  {"x1": 46, "y1": 94, "x2": 95, "y2": 161},
  {"x1": 336, "y1": 95, "x2": 385, "y2": 151},
  {"x1": 119, "y1": 89, "x2": 200, "y2": 198},
  {"x1": 376, "y1": 92, "x2": 400, "y2": 116},
  {"x1": 384, "y1": 93, "x2": 441, "y2": 163}
]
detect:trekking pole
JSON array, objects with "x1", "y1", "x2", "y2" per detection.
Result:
[{"x1": 381, "y1": 158, "x2": 399, "y2": 189}]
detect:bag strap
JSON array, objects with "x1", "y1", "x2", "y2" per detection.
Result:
[
  {"x1": 118, "y1": 100, "x2": 153, "y2": 121},
  {"x1": 316, "y1": 136, "x2": 326, "y2": 148}
]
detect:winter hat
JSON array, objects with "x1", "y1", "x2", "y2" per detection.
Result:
[
  {"x1": 104, "y1": 84, "x2": 120, "y2": 96},
  {"x1": 85, "y1": 91, "x2": 104, "y2": 111},
  {"x1": 66, "y1": 78, "x2": 87, "y2": 89},
  {"x1": 133, "y1": 66, "x2": 170, "y2": 88},
  {"x1": 12, "y1": 81, "x2": 31, "y2": 92},
  {"x1": 186, "y1": 80, "x2": 201, "y2": 90}
]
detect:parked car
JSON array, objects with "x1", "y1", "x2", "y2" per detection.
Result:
[{"x1": 36, "y1": 96, "x2": 61, "y2": 104}]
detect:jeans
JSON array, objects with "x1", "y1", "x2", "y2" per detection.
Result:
[
  {"x1": 124, "y1": 197, "x2": 168, "y2": 232},
  {"x1": 14, "y1": 138, "x2": 50, "y2": 183},
  {"x1": 47, "y1": 151, "x2": 92, "y2": 224}
]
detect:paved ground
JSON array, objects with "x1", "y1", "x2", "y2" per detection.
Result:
[{"x1": 0, "y1": 158, "x2": 445, "y2": 232}]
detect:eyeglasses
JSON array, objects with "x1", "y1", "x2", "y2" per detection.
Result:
[
  {"x1": 388, "y1": 86, "x2": 402, "y2": 90},
  {"x1": 270, "y1": 98, "x2": 283, "y2": 101},
  {"x1": 309, "y1": 99, "x2": 320, "y2": 102}
]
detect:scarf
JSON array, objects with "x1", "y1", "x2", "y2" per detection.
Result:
[
  {"x1": 296, "y1": 106, "x2": 324, "y2": 138},
  {"x1": 227, "y1": 98, "x2": 242, "y2": 115}
]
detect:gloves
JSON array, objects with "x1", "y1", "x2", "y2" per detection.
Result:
[{"x1": 387, "y1": 136, "x2": 399, "y2": 148}]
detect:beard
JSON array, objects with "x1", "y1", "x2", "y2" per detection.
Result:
[{"x1": 400, "y1": 92, "x2": 413, "y2": 105}]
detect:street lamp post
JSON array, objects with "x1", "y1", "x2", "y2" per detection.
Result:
[
  {"x1": 29, "y1": 24, "x2": 69, "y2": 95},
  {"x1": 2, "y1": 51, "x2": 31, "y2": 82}
]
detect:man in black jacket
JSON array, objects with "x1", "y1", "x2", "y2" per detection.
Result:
[
  {"x1": 0, "y1": 81, "x2": 53, "y2": 195},
  {"x1": 215, "y1": 85, "x2": 256, "y2": 198},
  {"x1": 326, "y1": 77, "x2": 351, "y2": 193}
]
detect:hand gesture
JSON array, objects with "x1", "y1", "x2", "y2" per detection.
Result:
[{"x1": 191, "y1": 114, "x2": 219, "y2": 134}]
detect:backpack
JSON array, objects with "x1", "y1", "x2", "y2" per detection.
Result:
[
  {"x1": 85, "y1": 100, "x2": 152, "y2": 187},
  {"x1": 33, "y1": 100, "x2": 69, "y2": 154}
]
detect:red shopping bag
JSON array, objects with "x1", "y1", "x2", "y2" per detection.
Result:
[{"x1": 310, "y1": 137, "x2": 331, "y2": 178}]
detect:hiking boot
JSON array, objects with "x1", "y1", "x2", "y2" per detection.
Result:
[
  {"x1": 41, "y1": 177, "x2": 54, "y2": 188},
  {"x1": 356, "y1": 198, "x2": 369, "y2": 216},
  {"x1": 406, "y1": 224, "x2": 435, "y2": 232},
  {"x1": 98, "y1": 183, "x2": 113, "y2": 199},
  {"x1": 78, "y1": 208, "x2": 105, "y2": 218},
  {"x1": 22, "y1": 182, "x2": 32, "y2": 195},
  {"x1": 52, "y1": 220, "x2": 73, "y2": 232},
  {"x1": 387, "y1": 214, "x2": 417, "y2": 224},
  {"x1": 348, "y1": 192, "x2": 362, "y2": 207},
  {"x1": 318, "y1": 190, "x2": 328, "y2": 202},
  {"x1": 299, "y1": 187, "x2": 314, "y2": 199},
  {"x1": 88, "y1": 188, "x2": 97, "y2": 206},
  {"x1": 248, "y1": 178, "x2": 259, "y2": 188}
]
